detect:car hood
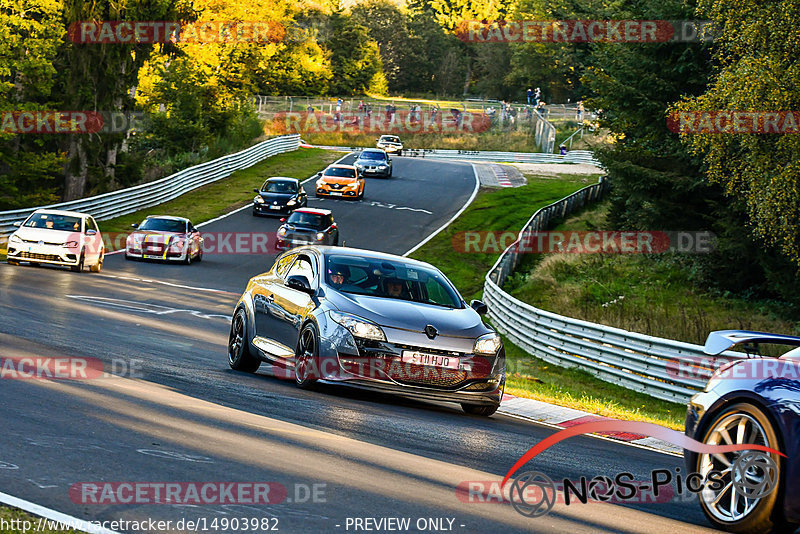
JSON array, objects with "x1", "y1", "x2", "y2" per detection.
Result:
[
  {"x1": 258, "y1": 191, "x2": 297, "y2": 202},
  {"x1": 325, "y1": 290, "x2": 488, "y2": 339},
  {"x1": 130, "y1": 230, "x2": 185, "y2": 242},
  {"x1": 319, "y1": 176, "x2": 357, "y2": 185},
  {"x1": 12, "y1": 227, "x2": 77, "y2": 243},
  {"x1": 357, "y1": 159, "x2": 387, "y2": 165}
]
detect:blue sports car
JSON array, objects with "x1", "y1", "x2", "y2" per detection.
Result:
[{"x1": 685, "y1": 330, "x2": 800, "y2": 533}]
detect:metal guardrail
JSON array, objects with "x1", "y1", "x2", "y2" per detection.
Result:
[
  {"x1": 304, "y1": 144, "x2": 600, "y2": 166},
  {"x1": 483, "y1": 179, "x2": 744, "y2": 403},
  {"x1": 0, "y1": 135, "x2": 300, "y2": 238}
]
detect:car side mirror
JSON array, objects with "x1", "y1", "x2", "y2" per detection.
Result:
[
  {"x1": 130, "y1": 223, "x2": 138, "y2": 229},
  {"x1": 286, "y1": 275, "x2": 314, "y2": 295},
  {"x1": 86, "y1": 229, "x2": 97, "y2": 236},
  {"x1": 253, "y1": 188, "x2": 259, "y2": 193},
  {"x1": 316, "y1": 172, "x2": 322, "y2": 177},
  {"x1": 280, "y1": 218, "x2": 286, "y2": 223},
  {"x1": 12, "y1": 221, "x2": 21, "y2": 227},
  {"x1": 470, "y1": 300, "x2": 488, "y2": 315}
]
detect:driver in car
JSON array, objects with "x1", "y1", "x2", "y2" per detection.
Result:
[{"x1": 328, "y1": 268, "x2": 346, "y2": 288}]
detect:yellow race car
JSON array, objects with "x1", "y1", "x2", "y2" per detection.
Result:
[{"x1": 315, "y1": 164, "x2": 365, "y2": 200}]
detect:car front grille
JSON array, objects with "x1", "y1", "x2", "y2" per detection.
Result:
[{"x1": 19, "y1": 252, "x2": 62, "y2": 261}]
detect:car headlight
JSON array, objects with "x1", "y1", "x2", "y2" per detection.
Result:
[
  {"x1": 355, "y1": 163, "x2": 364, "y2": 169},
  {"x1": 170, "y1": 239, "x2": 186, "y2": 250},
  {"x1": 277, "y1": 227, "x2": 287, "y2": 236},
  {"x1": 9, "y1": 235, "x2": 22, "y2": 243},
  {"x1": 474, "y1": 333, "x2": 501, "y2": 355},
  {"x1": 316, "y1": 232, "x2": 325, "y2": 241},
  {"x1": 287, "y1": 199, "x2": 297, "y2": 206},
  {"x1": 316, "y1": 180, "x2": 325, "y2": 187},
  {"x1": 329, "y1": 311, "x2": 386, "y2": 341},
  {"x1": 378, "y1": 164, "x2": 387, "y2": 169},
  {"x1": 254, "y1": 196, "x2": 265, "y2": 204},
  {"x1": 64, "y1": 241, "x2": 79, "y2": 248}
]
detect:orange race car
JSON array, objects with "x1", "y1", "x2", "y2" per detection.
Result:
[{"x1": 314, "y1": 164, "x2": 365, "y2": 200}]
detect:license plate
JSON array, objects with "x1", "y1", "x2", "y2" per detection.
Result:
[
  {"x1": 329, "y1": 192, "x2": 342, "y2": 196},
  {"x1": 401, "y1": 350, "x2": 459, "y2": 370},
  {"x1": 269, "y1": 205, "x2": 281, "y2": 210},
  {"x1": 144, "y1": 254, "x2": 161, "y2": 259}
]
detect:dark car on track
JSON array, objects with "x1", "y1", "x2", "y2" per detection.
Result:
[
  {"x1": 253, "y1": 177, "x2": 308, "y2": 216},
  {"x1": 227, "y1": 247, "x2": 505, "y2": 415},
  {"x1": 276, "y1": 208, "x2": 339, "y2": 250},
  {"x1": 354, "y1": 149, "x2": 392, "y2": 178},
  {"x1": 685, "y1": 330, "x2": 800, "y2": 533}
]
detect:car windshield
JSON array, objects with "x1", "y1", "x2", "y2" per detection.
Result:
[
  {"x1": 380, "y1": 136, "x2": 400, "y2": 144},
  {"x1": 288, "y1": 212, "x2": 325, "y2": 228},
  {"x1": 325, "y1": 255, "x2": 462, "y2": 308},
  {"x1": 138, "y1": 218, "x2": 186, "y2": 232},
  {"x1": 263, "y1": 180, "x2": 297, "y2": 193},
  {"x1": 360, "y1": 152, "x2": 385, "y2": 160},
  {"x1": 323, "y1": 167, "x2": 356, "y2": 178},
  {"x1": 23, "y1": 213, "x2": 81, "y2": 231}
]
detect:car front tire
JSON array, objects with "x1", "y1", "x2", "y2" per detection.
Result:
[
  {"x1": 71, "y1": 252, "x2": 85, "y2": 272},
  {"x1": 228, "y1": 308, "x2": 261, "y2": 373},
  {"x1": 696, "y1": 402, "x2": 788, "y2": 534}
]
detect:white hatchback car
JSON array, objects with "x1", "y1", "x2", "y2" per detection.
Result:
[{"x1": 6, "y1": 209, "x2": 104, "y2": 272}]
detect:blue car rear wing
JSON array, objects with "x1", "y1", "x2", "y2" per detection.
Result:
[{"x1": 704, "y1": 330, "x2": 800, "y2": 356}]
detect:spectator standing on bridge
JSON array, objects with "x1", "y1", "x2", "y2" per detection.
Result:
[
  {"x1": 527, "y1": 88, "x2": 533, "y2": 105},
  {"x1": 534, "y1": 87, "x2": 541, "y2": 106},
  {"x1": 577, "y1": 100, "x2": 584, "y2": 122}
]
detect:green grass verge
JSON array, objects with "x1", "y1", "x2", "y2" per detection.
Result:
[
  {"x1": 508, "y1": 201, "x2": 800, "y2": 349},
  {"x1": 0, "y1": 506, "x2": 78, "y2": 533},
  {"x1": 409, "y1": 174, "x2": 685, "y2": 430},
  {"x1": 97, "y1": 147, "x2": 342, "y2": 247}
]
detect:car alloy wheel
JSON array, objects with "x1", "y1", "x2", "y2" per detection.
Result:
[
  {"x1": 294, "y1": 324, "x2": 319, "y2": 389},
  {"x1": 228, "y1": 308, "x2": 260, "y2": 373},
  {"x1": 697, "y1": 403, "x2": 786, "y2": 533}
]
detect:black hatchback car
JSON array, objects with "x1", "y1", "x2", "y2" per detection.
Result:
[
  {"x1": 253, "y1": 177, "x2": 307, "y2": 216},
  {"x1": 276, "y1": 208, "x2": 339, "y2": 250},
  {"x1": 227, "y1": 247, "x2": 505, "y2": 416},
  {"x1": 354, "y1": 149, "x2": 392, "y2": 178}
]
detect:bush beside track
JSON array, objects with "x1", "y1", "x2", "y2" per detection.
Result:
[{"x1": 409, "y1": 174, "x2": 685, "y2": 430}]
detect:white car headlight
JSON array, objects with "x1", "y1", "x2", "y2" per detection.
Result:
[
  {"x1": 9, "y1": 235, "x2": 22, "y2": 243},
  {"x1": 278, "y1": 227, "x2": 287, "y2": 236},
  {"x1": 474, "y1": 333, "x2": 501, "y2": 355},
  {"x1": 330, "y1": 311, "x2": 386, "y2": 341},
  {"x1": 254, "y1": 196, "x2": 265, "y2": 204},
  {"x1": 378, "y1": 164, "x2": 387, "y2": 169},
  {"x1": 170, "y1": 239, "x2": 186, "y2": 250},
  {"x1": 65, "y1": 240, "x2": 79, "y2": 248},
  {"x1": 287, "y1": 199, "x2": 297, "y2": 206},
  {"x1": 316, "y1": 232, "x2": 325, "y2": 241}
]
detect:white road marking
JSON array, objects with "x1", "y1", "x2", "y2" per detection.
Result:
[
  {"x1": 66, "y1": 295, "x2": 230, "y2": 320},
  {"x1": 136, "y1": 449, "x2": 215, "y2": 463},
  {"x1": 97, "y1": 274, "x2": 238, "y2": 295},
  {"x1": 0, "y1": 491, "x2": 121, "y2": 534},
  {"x1": 0, "y1": 462, "x2": 18, "y2": 469}
]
